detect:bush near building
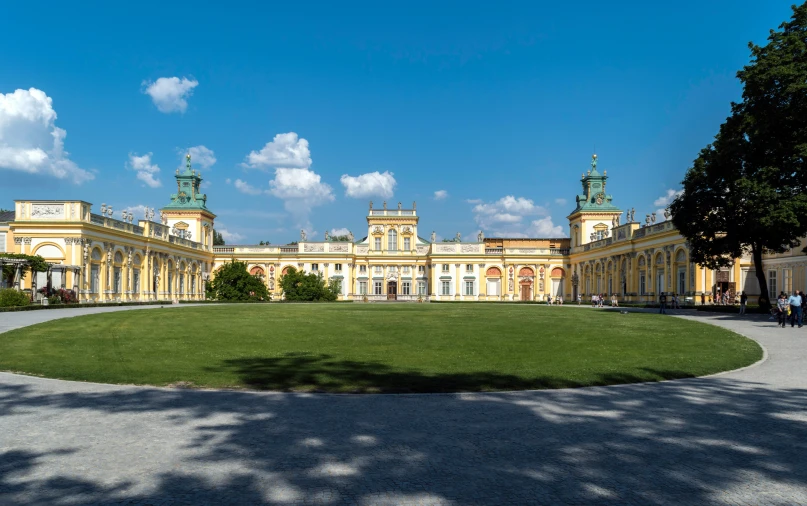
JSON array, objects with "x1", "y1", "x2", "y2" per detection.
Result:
[
  {"x1": 279, "y1": 266, "x2": 341, "y2": 302},
  {"x1": 0, "y1": 288, "x2": 31, "y2": 307},
  {"x1": 205, "y1": 260, "x2": 269, "y2": 302}
]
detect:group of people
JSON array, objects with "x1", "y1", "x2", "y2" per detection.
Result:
[
  {"x1": 581, "y1": 294, "x2": 620, "y2": 308},
  {"x1": 713, "y1": 289, "x2": 735, "y2": 305},
  {"x1": 546, "y1": 295, "x2": 564, "y2": 305},
  {"x1": 774, "y1": 291, "x2": 805, "y2": 328}
]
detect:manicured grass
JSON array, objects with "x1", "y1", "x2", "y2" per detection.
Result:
[{"x1": 0, "y1": 305, "x2": 762, "y2": 393}]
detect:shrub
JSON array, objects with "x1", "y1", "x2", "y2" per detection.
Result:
[
  {"x1": 206, "y1": 260, "x2": 270, "y2": 302},
  {"x1": 279, "y1": 266, "x2": 340, "y2": 302},
  {"x1": 0, "y1": 288, "x2": 31, "y2": 307}
]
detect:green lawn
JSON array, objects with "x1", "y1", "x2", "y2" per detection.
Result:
[{"x1": 0, "y1": 304, "x2": 762, "y2": 393}]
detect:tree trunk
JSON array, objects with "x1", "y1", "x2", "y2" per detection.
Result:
[{"x1": 752, "y1": 243, "x2": 771, "y2": 310}]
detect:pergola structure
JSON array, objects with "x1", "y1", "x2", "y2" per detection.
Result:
[{"x1": 0, "y1": 258, "x2": 29, "y2": 290}]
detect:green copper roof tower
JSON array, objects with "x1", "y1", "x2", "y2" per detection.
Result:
[{"x1": 163, "y1": 153, "x2": 210, "y2": 211}]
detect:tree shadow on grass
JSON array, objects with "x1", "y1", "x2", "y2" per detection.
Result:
[{"x1": 213, "y1": 352, "x2": 703, "y2": 393}]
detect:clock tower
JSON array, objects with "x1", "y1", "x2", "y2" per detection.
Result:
[
  {"x1": 160, "y1": 153, "x2": 217, "y2": 250},
  {"x1": 567, "y1": 154, "x2": 622, "y2": 247}
]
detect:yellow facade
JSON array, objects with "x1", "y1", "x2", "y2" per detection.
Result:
[{"x1": 2, "y1": 165, "x2": 804, "y2": 304}]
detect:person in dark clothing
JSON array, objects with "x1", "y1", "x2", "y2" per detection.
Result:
[
  {"x1": 659, "y1": 293, "x2": 667, "y2": 314},
  {"x1": 739, "y1": 291, "x2": 748, "y2": 315}
]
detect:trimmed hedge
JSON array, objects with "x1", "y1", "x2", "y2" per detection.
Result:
[{"x1": 0, "y1": 288, "x2": 31, "y2": 308}]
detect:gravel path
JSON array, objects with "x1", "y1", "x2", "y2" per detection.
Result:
[{"x1": 1, "y1": 306, "x2": 805, "y2": 505}]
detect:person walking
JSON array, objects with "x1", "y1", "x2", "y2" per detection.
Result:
[
  {"x1": 778, "y1": 293, "x2": 789, "y2": 328},
  {"x1": 558, "y1": 295, "x2": 563, "y2": 306},
  {"x1": 659, "y1": 292, "x2": 667, "y2": 314},
  {"x1": 739, "y1": 291, "x2": 748, "y2": 315},
  {"x1": 613, "y1": 294, "x2": 619, "y2": 307},
  {"x1": 598, "y1": 294, "x2": 604, "y2": 308},
  {"x1": 577, "y1": 293, "x2": 582, "y2": 305},
  {"x1": 788, "y1": 290, "x2": 803, "y2": 328}
]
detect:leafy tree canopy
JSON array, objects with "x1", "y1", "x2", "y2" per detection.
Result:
[
  {"x1": 670, "y1": 2, "x2": 807, "y2": 309},
  {"x1": 279, "y1": 266, "x2": 341, "y2": 302},
  {"x1": 213, "y1": 230, "x2": 226, "y2": 246},
  {"x1": 329, "y1": 235, "x2": 351, "y2": 242},
  {"x1": 206, "y1": 260, "x2": 269, "y2": 301},
  {"x1": 258, "y1": 240, "x2": 271, "y2": 245}
]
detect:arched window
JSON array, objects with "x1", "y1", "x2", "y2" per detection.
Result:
[{"x1": 388, "y1": 229, "x2": 397, "y2": 251}]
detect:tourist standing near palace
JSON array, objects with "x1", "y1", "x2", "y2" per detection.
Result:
[{"x1": 788, "y1": 291, "x2": 803, "y2": 328}]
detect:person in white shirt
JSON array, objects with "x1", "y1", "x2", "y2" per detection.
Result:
[{"x1": 788, "y1": 291, "x2": 803, "y2": 328}]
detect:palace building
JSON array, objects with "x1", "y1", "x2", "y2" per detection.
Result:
[{"x1": 2, "y1": 154, "x2": 803, "y2": 303}]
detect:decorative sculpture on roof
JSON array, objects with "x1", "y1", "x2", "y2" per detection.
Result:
[
  {"x1": 456, "y1": 232, "x2": 461, "y2": 242},
  {"x1": 430, "y1": 231, "x2": 436, "y2": 243},
  {"x1": 591, "y1": 153, "x2": 598, "y2": 170},
  {"x1": 324, "y1": 230, "x2": 330, "y2": 241},
  {"x1": 300, "y1": 229, "x2": 307, "y2": 241},
  {"x1": 664, "y1": 208, "x2": 671, "y2": 220},
  {"x1": 347, "y1": 230, "x2": 354, "y2": 242},
  {"x1": 477, "y1": 231, "x2": 484, "y2": 242}
]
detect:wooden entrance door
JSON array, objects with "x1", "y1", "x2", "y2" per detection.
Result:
[
  {"x1": 520, "y1": 284, "x2": 531, "y2": 301},
  {"x1": 387, "y1": 281, "x2": 397, "y2": 300}
]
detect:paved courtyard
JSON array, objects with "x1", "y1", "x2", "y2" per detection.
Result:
[{"x1": 1, "y1": 306, "x2": 806, "y2": 505}]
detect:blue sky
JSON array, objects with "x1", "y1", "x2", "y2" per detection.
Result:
[{"x1": 0, "y1": 0, "x2": 795, "y2": 243}]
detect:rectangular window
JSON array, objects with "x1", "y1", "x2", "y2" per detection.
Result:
[
  {"x1": 359, "y1": 265, "x2": 367, "y2": 273},
  {"x1": 677, "y1": 269, "x2": 686, "y2": 295},
  {"x1": 168, "y1": 273, "x2": 173, "y2": 295},
  {"x1": 388, "y1": 232, "x2": 397, "y2": 251},
  {"x1": 91, "y1": 265, "x2": 100, "y2": 293},
  {"x1": 464, "y1": 280, "x2": 474, "y2": 296},
  {"x1": 0, "y1": 232, "x2": 5, "y2": 252},
  {"x1": 133, "y1": 269, "x2": 140, "y2": 294},
  {"x1": 466, "y1": 264, "x2": 473, "y2": 273},
  {"x1": 311, "y1": 263, "x2": 319, "y2": 271},
  {"x1": 401, "y1": 281, "x2": 411, "y2": 295},
  {"x1": 418, "y1": 265, "x2": 425, "y2": 273},
  {"x1": 179, "y1": 274, "x2": 185, "y2": 294},
  {"x1": 487, "y1": 279, "x2": 500, "y2": 296},
  {"x1": 404, "y1": 237, "x2": 411, "y2": 250},
  {"x1": 402, "y1": 266, "x2": 410, "y2": 274},
  {"x1": 417, "y1": 281, "x2": 426, "y2": 295},
  {"x1": 374, "y1": 237, "x2": 381, "y2": 250},
  {"x1": 191, "y1": 275, "x2": 196, "y2": 294},
  {"x1": 442, "y1": 264, "x2": 449, "y2": 272},
  {"x1": 783, "y1": 268, "x2": 792, "y2": 293},
  {"x1": 441, "y1": 280, "x2": 450, "y2": 295},
  {"x1": 639, "y1": 272, "x2": 646, "y2": 295},
  {"x1": 374, "y1": 266, "x2": 382, "y2": 274},
  {"x1": 114, "y1": 267, "x2": 121, "y2": 293},
  {"x1": 769, "y1": 270, "x2": 777, "y2": 297},
  {"x1": 359, "y1": 281, "x2": 367, "y2": 295},
  {"x1": 335, "y1": 263, "x2": 342, "y2": 272},
  {"x1": 373, "y1": 281, "x2": 383, "y2": 295}
]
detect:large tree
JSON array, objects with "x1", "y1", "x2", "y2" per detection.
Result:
[
  {"x1": 671, "y1": 3, "x2": 807, "y2": 309},
  {"x1": 206, "y1": 260, "x2": 269, "y2": 301}
]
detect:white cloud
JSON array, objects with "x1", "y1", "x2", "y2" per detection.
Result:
[
  {"x1": 270, "y1": 168, "x2": 333, "y2": 201},
  {"x1": 142, "y1": 77, "x2": 198, "y2": 114},
  {"x1": 127, "y1": 152, "x2": 161, "y2": 188},
  {"x1": 234, "y1": 178, "x2": 263, "y2": 196},
  {"x1": 0, "y1": 88, "x2": 93, "y2": 184},
  {"x1": 329, "y1": 227, "x2": 351, "y2": 237},
  {"x1": 270, "y1": 168, "x2": 334, "y2": 229},
  {"x1": 465, "y1": 199, "x2": 483, "y2": 204},
  {"x1": 340, "y1": 171, "x2": 396, "y2": 199},
  {"x1": 434, "y1": 190, "x2": 448, "y2": 200},
  {"x1": 529, "y1": 217, "x2": 564, "y2": 236},
  {"x1": 470, "y1": 195, "x2": 565, "y2": 237},
  {"x1": 244, "y1": 132, "x2": 311, "y2": 169},
  {"x1": 225, "y1": 178, "x2": 232, "y2": 184},
  {"x1": 179, "y1": 145, "x2": 216, "y2": 170},
  {"x1": 554, "y1": 198, "x2": 567, "y2": 206},
  {"x1": 653, "y1": 188, "x2": 682, "y2": 208}
]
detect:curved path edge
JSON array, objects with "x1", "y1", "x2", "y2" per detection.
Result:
[{"x1": 0, "y1": 304, "x2": 779, "y2": 395}]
